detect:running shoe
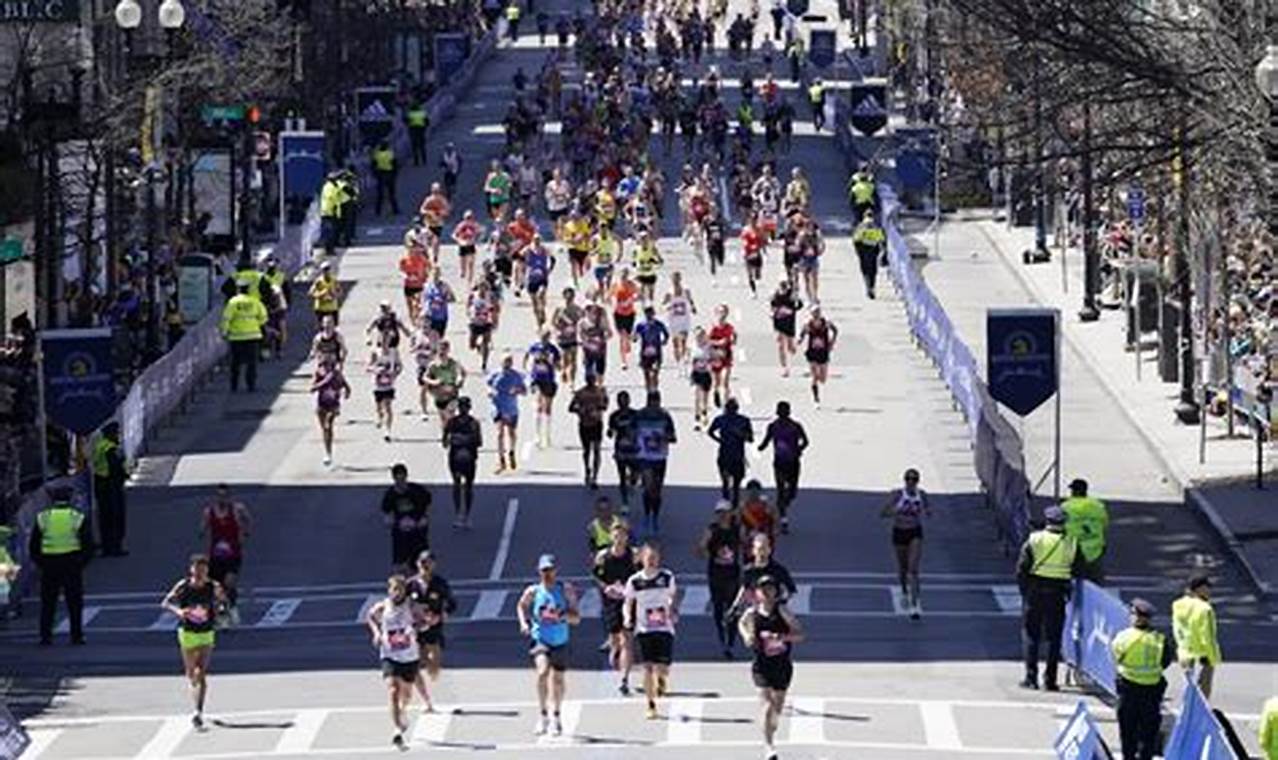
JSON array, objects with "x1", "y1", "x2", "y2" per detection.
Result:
[
  {"x1": 534, "y1": 714, "x2": 550, "y2": 735},
  {"x1": 619, "y1": 681, "x2": 631, "y2": 696},
  {"x1": 551, "y1": 716, "x2": 563, "y2": 736},
  {"x1": 192, "y1": 713, "x2": 205, "y2": 731},
  {"x1": 392, "y1": 733, "x2": 407, "y2": 751},
  {"x1": 322, "y1": 455, "x2": 332, "y2": 467},
  {"x1": 645, "y1": 703, "x2": 658, "y2": 720}
]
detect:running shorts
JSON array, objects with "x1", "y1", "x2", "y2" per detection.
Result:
[
  {"x1": 529, "y1": 641, "x2": 570, "y2": 671},
  {"x1": 636, "y1": 631, "x2": 674, "y2": 665},
  {"x1": 382, "y1": 658, "x2": 420, "y2": 683},
  {"x1": 613, "y1": 312, "x2": 635, "y2": 334},
  {"x1": 178, "y1": 629, "x2": 216, "y2": 651},
  {"x1": 892, "y1": 526, "x2": 923, "y2": 546},
  {"x1": 751, "y1": 657, "x2": 793, "y2": 691}
]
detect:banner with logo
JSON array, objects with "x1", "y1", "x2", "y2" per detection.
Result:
[
  {"x1": 0, "y1": 0, "x2": 80, "y2": 22},
  {"x1": 434, "y1": 33, "x2": 470, "y2": 86},
  {"x1": 895, "y1": 126, "x2": 937, "y2": 194},
  {"x1": 808, "y1": 30, "x2": 836, "y2": 68},
  {"x1": 1053, "y1": 701, "x2": 1107, "y2": 760},
  {"x1": 987, "y1": 308, "x2": 1059, "y2": 416},
  {"x1": 41, "y1": 328, "x2": 116, "y2": 435},
  {"x1": 849, "y1": 81, "x2": 888, "y2": 136},
  {"x1": 1061, "y1": 580, "x2": 1128, "y2": 697},
  {"x1": 191, "y1": 148, "x2": 234, "y2": 242},
  {"x1": 279, "y1": 131, "x2": 326, "y2": 227},
  {"x1": 1164, "y1": 682, "x2": 1239, "y2": 760},
  {"x1": 356, "y1": 86, "x2": 398, "y2": 148}
]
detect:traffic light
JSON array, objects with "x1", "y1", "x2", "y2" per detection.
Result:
[{"x1": 247, "y1": 104, "x2": 262, "y2": 125}]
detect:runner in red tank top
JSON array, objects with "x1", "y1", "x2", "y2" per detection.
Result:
[{"x1": 200, "y1": 484, "x2": 252, "y2": 626}]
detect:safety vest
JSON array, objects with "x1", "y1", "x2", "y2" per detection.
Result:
[
  {"x1": 1062, "y1": 496, "x2": 1108, "y2": 561},
  {"x1": 1112, "y1": 627, "x2": 1165, "y2": 686},
  {"x1": 588, "y1": 518, "x2": 613, "y2": 551},
  {"x1": 1027, "y1": 529, "x2": 1077, "y2": 580},
  {"x1": 1259, "y1": 697, "x2": 1278, "y2": 760},
  {"x1": 320, "y1": 180, "x2": 344, "y2": 218},
  {"x1": 37, "y1": 505, "x2": 83, "y2": 556},
  {"x1": 221, "y1": 294, "x2": 267, "y2": 341},
  {"x1": 807, "y1": 84, "x2": 824, "y2": 105},
  {"x1": 91, "y1": 437, "x2": 117, "y2": 478},
  {"x1": 1171, "y1": 594, "x2": 1222, "y2": 665},
  {"x1": 506, "y1": 4, "x2": 520, "y2": 20},
  {"x1": 853, "y1": 224, "x2": 885, "y2": 247},
  {"x1": 407, "y1": 108, "x2": 428, "y2": 129},
  {"x1": 851, "y1": 178, "x2": 875, "y2": 204},
  {"x1": 265, "y1": 269, "x2": 286, "y2": 292},
  {"x1": 235, "y1": 269, "x2": 265, "y2": 303},
  {"x1": 373, "y1": 148, "x2": 395, "y2": 173}
]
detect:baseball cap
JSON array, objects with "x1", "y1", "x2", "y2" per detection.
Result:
[
  {"x1": 1187, "y1": 572, "x2": 1212, "y2": 590},
  {"x1": 537, "y1": 553, "x2": 557, "y2": 571},
  {"x1": 1129, "y1": 598, "x2": 1155, "y2": 617},
  {"x1": 713, "y1": 499, "x2": 733, "y2": 512},
  {"x1": 1044, "y1": 506, "x2": 1066, "y2": 525}
]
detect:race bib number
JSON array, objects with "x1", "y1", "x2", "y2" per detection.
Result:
[
  {"x1": 670, "y1": 302, "x2": 687, "y2": 316},
  {"x1": 387, "y1": 629, "x2": 412, "y2": 651},
  {"x1": 639, "y1": 429, "x2": 668, "y2": 459},
  {"x1": 397, "y1": 516, "x2": 419, "y2": 532},
  {"x1": 715, "y1": 546, "x2": 736, "y2": 565},
  {"x1": 212, "y1": 540, "x2": 233, "y2": 558},
  {"x1": 645, "y1": 606, "x2": 670, "y2": 628},
  {"x1": 761, "y1": 631, "x2": 787, "y2": 656},
  {"x1": 604, "y1": 583, "x2": 626, "y2": 600},
  {"x1": 539, "y1": 605, "x2": 563, "y2": 624},
  {"x1": 642, "y1": 344, "x2": 659, "y2": 358},
  {"x1": 186, "y1": 606, "x2": 209, "y2": 625},
  {"x1": 811, "y1": 336, "x2": 825, "y2": 349}
]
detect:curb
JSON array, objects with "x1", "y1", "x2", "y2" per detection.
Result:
[{"x1": 973, "y1": 222, "x2": 1273, "y2": 600}]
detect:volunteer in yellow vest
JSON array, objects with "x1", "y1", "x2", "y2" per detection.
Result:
[
  {"x1": 786, "y1": 36, "x2": 805, "y2": 84},
  {"x1": 92, "y1": 422, "x2": 128, "y2": 557},
  {"x1": 222, "y1": 281, "x2": 268, "y2": 393},
  {"x1": 320, "y1": 171, "x2": 346, "y2": 257},
  {"x1": 848, "y1": 168, "x2": 876, "y2": 222},
  {"x1": 232, "y1": 257, "x2": 268, "y2": 306},
  {"x1": 1259, "y1": 696, "x2": 1278, "y2": 760},
  {"x1": 406, "y1": 101, "x2": 430, "y2": 166},
  {"x1": 852, "y1": 211, "x2": 887, "y2": 300},
  {"x1": 505, "y1": 0, "x2": 521, "y2": 41},
  {"x1": 1061, "y1": 478, "x2": 1109, "y2": 582},
  {"x1": 309, "y1": 260, "x2": 342, "y2": 326},
  {"x1": 807, "y1": 78, "x2": 826, "y2": 131},
  {"x1": 372, "y1": 140, "x2": 400, "y2": 217},
  {"x1": 30, "y1": 484, "x2": 94, "y2": 645},
  {"x1": 586, "y1": 496, "x2": 626, "y2": 556},
  {"x1": 1171, "y1": 572, "x2": 1222, "y2": 699},
  {"x1": 1111, "y1": 598, "x2": 1173, "y2": 760},
  {"x1": 1015, "y1": 506, "x2": 1083, "y2": 691},
  {"x1": 337, "y1": 167, "x2": 360, "y2": 246}
]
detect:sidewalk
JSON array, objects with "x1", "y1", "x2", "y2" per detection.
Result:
[{"x1": 916, "y1": 211, "x2": 1276, "y2": 598}]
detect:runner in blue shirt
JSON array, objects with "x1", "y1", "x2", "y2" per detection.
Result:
[
  {"x1": 487, "y1": 353, "x2": 527, "y2": 474},
  {"x1": 421, "y1": 271, "x2": 455, "y2": 338},
  {"x1": 516, "y1": 554, "x2": 580, "y2": 737},
  {"x1": 633, "y1": 305, "x2": 670, "y2": 394},
  {"x1": 525, "y1": 235, "x2": 556, "y2": 329},
  {"x1": 524, "y1": 331, "x2": 563, "y2": 449}
]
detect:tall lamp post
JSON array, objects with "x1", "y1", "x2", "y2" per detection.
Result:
[{"x1": 1255, "y1": 44, "x2": 1278, "y2": 234}]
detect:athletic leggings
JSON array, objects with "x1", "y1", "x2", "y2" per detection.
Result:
[{"x1": 710, "y1": 575, "x2": 740, "y2": 648}]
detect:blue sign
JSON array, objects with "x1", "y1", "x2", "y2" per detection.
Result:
[
  {"x1": 0, "y1": 699, "x2": 30, "y2": 760},
  {"x1": 1053, "y1": 701, "x2": 1106, "y2": 760},
  {"x1": 1127, "y1": 185, "x2": 1146, "y2": 226},
  {"x1": 434, "y1": 33, "x2": 470, "y2": 90},
  {"x1": 279, "y1": 131, "x2": 326, "y2": 227},
  {"x1": 849, "y1": 82, "x2": 888, "y2": 136},
  {"x1": 809, "y1": 30, "x2": 836, "y2": 68},
  {"x1": 1061, "y1": 580, "x2": 1128, "y2": 697},
  {"x1": 987, "y1": 308, "x2": 1058, "y2": 416},
  {"x1": 42, "y1": 328, "x2": 116, "y2": 435},
  {"x1": 896, "y1": 127, "x2": 937, "y2": 194},
  {"x1": 1164, "y1": 682, "x2": 1239, "y2": 760},
  {"x1": 355, "y1": 87, "x2": 397, "y2": 148}
]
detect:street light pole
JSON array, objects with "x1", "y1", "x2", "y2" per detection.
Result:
[
  {"x1": 1079, "y1": 100, "x2": 1100, "y2": 321},
  {"x1": 1173, "y1": 118, "x2": 1200, "y2": 424}
]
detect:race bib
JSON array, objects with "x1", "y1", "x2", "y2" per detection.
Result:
[
  {"x1": 761, "y1": 631, "x2": 787, "y2": 656},
  {"x1": 539, "y1": 605, "x2": 562, "y2": 624},
  {"x1": 645, "y1": 606, "x2": 670, "y2": 627},
  {"x1": 186, "y1": 606, "x2": 209, "y2": 624},
  {"x1": 642, "y1": 344, "x2": 659, "y2": 358},
  {"x1": 604, "y1": 583, "x2": 626, "y2": 600},
  {"x1": 212, "y1": 540, "x2": 233, "y2": 558},
  {"x1": 811, "y1": 336, "x2": 825, "y2": 349},
  {"x1": 397, "y1": 516, "x2": 419, "y2": 532},
  {"x1": 670, "y1": 302, "x2": 687, "y2": 316},
  {"x1": 715, "y1": 546, "x2": 736, "y2": 565},
  {"x1": 387, "y1": 628, "x2": 412, "y2": 651}
]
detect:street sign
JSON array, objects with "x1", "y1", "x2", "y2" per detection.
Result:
[
  {"x1": 0, "y1": 238, "x2": 22, "y2": 264},
  {"x1": 808, "y1": 29, "x2": 835, "y2": 68},
  {"x1": 849, "y1": 82, "x2": 888, "y2": 136},
  {"x1": 1, "y1": 0, "x2": 80, "y2": 22},
  {"x1": 987, "y1": 308, "x2": 1059, "y2": 416},
  {"x1": 1126, "y1": 185, "x2": 1146, "y2": 226},
  {"x1": 201, "y1": 104, "x2": 246, "y2": 123}
]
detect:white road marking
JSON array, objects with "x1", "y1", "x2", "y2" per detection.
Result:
[
  {"x1": 147, "y1": 611, "x2": 179, "y2": 631},
  {"x1": 274, "y1": 708, "x2": 328, "y2": 753},
  {"x1": 737, "y1": 347, "x2": 748, "y2": 364},
  {"x1": 665, "y1": 698, "x2": 703, "y2": 744},
  {"x1": 558, "y1": 700, "x2": 583, "y2": 739},
  {"x1": 355, "y1": 594, "x2": 380, "y2": 623},
  {"x1": 790, "y1": 584, "x2": 813, "y2": 614},
  {"x1": 739, "y1": 386, "x2": 753, "y2": 407},
  {"x1": 991, "y1": 585, "x2": 1023, "y2": 614},
  {"x1": 472, "y1": 589, "x2": 508, "y2": 620},
  {"x1": 411, "y1": 705, "x2": 453, "y2": 744},
  {"x1": 789, "y1": 697, "x2": 826, "y2": 744},
  {"x1": 577, "y1": 587, "x2": 602, "y2": 619},
  {"x1": 489, "y1": 498, "x2": 520, "y2": 580},
  {"x1": 520, "y1": 440, "x2": 534, "y2": 465},
  {"x1": 889, "y1": 587, "x2": 910, "y2": 616},
  {"x1": 678, "y1": 584, "x2": 710, "y2": 617},
  {"x1": 17, "y1": 728, "x2": 61, "y2": 759},
  {"x1": 133, "y1": 716, "x2": 191, "y2": 758},
  {"x1": 56, "y1": 606, "x2": 99, "y2": 633},
  {"x1": 255, "y1": 598, "x2": 302, "y2": 628},
  {"x1": 920, "y1": 701, "x2": 964, "y2": 750}
]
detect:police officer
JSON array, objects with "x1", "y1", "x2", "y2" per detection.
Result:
[
  {"x1": 372, "y1": 140, "x2": 400, "y2": 217},
  {"x1": 807, "y1": 78, "x2": 826, "y2": 131},
  {"x1": 1062, "y1": 478, "x2": 1109, "y2": 581},
  {"x1": 406, "y1": 101, "x2": 430, "y2": 166},
  {"x1": 505, "y1": 0, "x2": 522, "y2": 41},
  {"x1": 319, "y1": 171, "x2": 346, "y2": 257},
  {"x1": 1015, "y1": 506, "x2": 1083, "y2": 691},
  {"x1": 847, "y1": 167, "x2": 876, "y2": 222},
  {"x1": 30, "y1": 485, "x2": 94, "y2": 645},
  {"x1": 221, "y1": 281, "x2": 268, "y2": 393},
  {"x1": 1111, "y1": 598, "x2": 1173, "y2": 760},
  {"x1": 92, "y1": 422, "x2": 128, "y2": 557},
  {"x1": 338, "y1": 167, "x2": 360, "y2": 246},
  {"x1": 851, "y1": 211, "x2": 886, "y2": 299},
  {"x1": 1171, "y1": 571, "x2": 1222, "y2": 699}
]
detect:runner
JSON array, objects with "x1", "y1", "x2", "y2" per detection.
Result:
[
  {"x1": 633, "y1": 391, "x2": 677, "y2": 537},
  {"x1": 422, "y1": 340, "x2": 466, "y2": 427},
  {"x1": 442, "y1": 397, "x2": 482, "y2": 528},
  {"x1": 467, "y1": 280, "x2": 497, "y2": 372},
  {"x1": 545, "y1": 167, "x2": 574, "y2": 240},
  {"x1": 750, "y1": 164, "x2": 781, "y2": 241},
  {"x1": 740, "y1": 479, "x2": 780, "y2": 548},
  {"x1": 525, "y1": 234, "x2": 556, "y2": 328},
  {"x1": 781, "y1": 214, "x2": 803, "y2": 286},
  {"x1": 580, "y1": 303, "x2": 613, "y2": 385},
  {"x1": 799, "y1": 305, "x2": 838, "y2": 406},
  {"x1": 365, "y1": 574, "x2": 426, "y2": 750},
  {"x1": 708, "y1": 303, "x2": 737, "y2": 407},
  {"x1": 704, "y1": 208, "x2": 727, "y2": 280},
  {"x1": 662, "y1": 271, "x2": 697, "y2": 368},
  {"x1": 738, "y1": 574, "x2": 804, "y2": 760},
  {"x1": 487, "y1": 353, "x2": 527, "y2": 474},
  {"x1": 200, "y1": 485, "x2": 250, "y2": 627},
  {"x1": 311, "y1": 358, "x2": 351, "y2": 467},
  {"x1": 594, "y1": 522, "x2": 639, "y2": 695},
  {"x1": 591, "y1": 224, "x2": 621, "y2": 302},
  {"x1": 369, "y1": 346, "x2": 403, "y2": 442},
  {"x1": 568, "y1": 371, "x2": 609, "y2": 488},
  {"x1": 798, "y1": 217, "x2": 824, "y2": 302},
  {"x1": 708, "y1": 398, "x2": 754, "y2": 506},
  {"x1": 594, "y1": 179, "x2": 618, "y2": 230},
  {"x1": 419, "y1": 182, "x2": 452, "y2": 262},
  {"x1": 408, "y1": 550, "x2": 457, "y2": 686},
  {"x1": 758, "y1": 401, "x2": 809, "y2": 534},
  {"x1": 516, "y1": 554, "x2": 581, "y2": 736},
  {"x1": 607, "y1": 389, "x2": 640, "y2": 513},
  {"x1": 611, "y1": 269, "x2": 641, "y2": 371},
  {"x1": 634, "y1": 305, "x2": 670, "y2": 394},
  {"x1": 160, "y1": 555, "x2": 227, "y2": 731},
  {"x1": 366, "y1": 300, "x2": 410, "y2": 356},
  {"x1": 483, "y1": 159, "x2": 513, "y2": 221},
  {"x1": 623, "y1": 542, "x2": 680, "y2": 720},
  {"x1": 551, "y1": 288, "x2": 584, "y2": 385},
  {"x1": 881, "y1": 468, "x2": 931, "y2": 619},
  {"x1": 740, "y1": 212, "x2": 768, "y2": 297},
  {"x1": 421, "y1": 270, "x2": 456, "y2": 340},
  {"x1": 309, "y1": 261, "x2": 342, "y2": 326},
  {"x1": 524, "y1": 331, "x2": 562, "y2": 448},
  {"x1": 399, "y1": 231, "x2": 430, "y2": 324},
  {"x1": 380, "y1": 464, "x2": 432, "y2": 570},
  {"x1": 689, "y1": 326, "x2": 713, "y2": 430},
  {"x1": 633, "y1": 230, "x2": 664, "y2": 303},
  {"x1": 440, "y1": 141, "x2": 462, "y2": 199},
  {"x1": 506, "y1": 208, "x2": 538, "y2": 297},
  {"x1": 699, "y1": 499, "x2": 742, "y2": 659},
  {"x1": 451, "y1": 209, "x2": 484, "y2": 285},
  {"x1": 562, "y1": 205, "x2": 593, "y2": 286},
  {"x1": 769, "y1": 279, "x2": 802, "y2": 377}
]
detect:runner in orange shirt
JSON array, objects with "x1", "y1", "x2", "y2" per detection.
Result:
[
  {"x1": 418, "y1": 183, "x2": 452, "y2": 263},
  {"x1": 708, "y1": 303, "x2": 737, "y2": 407},
  {"x1": 450, "y1": 210, "x2": 484, "y2": 286},
  {"x1": 611, "y1": 269, "x2": 640, "y2": 371},
  {"x1": 399, "y1": 230, "x2": 431, "y2": 325},
  {"x1": 740, "y1": 213, "x2": 768, "y2": 298},
  {"x1": 506, "y1": 208, "x2": 538, "y2": 296}
]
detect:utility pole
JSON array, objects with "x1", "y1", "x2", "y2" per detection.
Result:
[
  {"x1": 1079, "y1": 100, "x2": 1100, "y2": 322},
  {"x1": 1173, "y1": 118, "x2": 1200, "y2": 424}
]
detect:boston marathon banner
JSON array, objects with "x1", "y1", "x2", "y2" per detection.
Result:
[{"x1": 41, "y1": 328, "x2": 116, "y2": 435}]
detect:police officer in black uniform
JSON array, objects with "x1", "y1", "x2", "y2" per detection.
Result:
[
  {"x1": 1016, "y1": 506, "x2": 1084, "y2": 690},
  {"x1": 30, "y1": 485, "x2": 95, "y2": 645}
]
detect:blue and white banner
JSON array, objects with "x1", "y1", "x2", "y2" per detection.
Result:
[
  {"x1": 0, "y1": 699, "x2": 29, "y2": 760},
  {"x1": 1061, "y1": 580, "x2": 1128, "y2": 697},
  {"x1": 1053, "y1": 701, "x2": 1106, "y2": 760},
  {"x1": 808, "y1": 30, "x2": 836, "y2": 68},
  {"x1": 1164, "y1": 682, "x2": 1239, "y2": 760},
  {"x1": 41, "y1": 328, "x2": 115, "y2": 435},
  {"x1": 988, "y1": 308, "x2": 1059, "y2": 416},
  {"x1": 434, "y1": 33, "x2": 470, "y2": 86},
  {"x1": 279, "y1": 131, "x2": 326, "y2": 227}
]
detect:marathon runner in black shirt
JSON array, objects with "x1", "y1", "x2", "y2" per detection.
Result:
[
  {"x1": 408, "y1": 550, "x2": 457, "y2": 693},
  {"x1": 607, "y1": 390, "x2": 640, "y2": 512},
  {"x1": 738, "y1": 574, "x2": 804, "y2": 760},
  {"x1": 442, "y1": 397, "x2": 483, "y2": 528},
  {"x1": 593, "y1": 522, "x2": 639, "y2": 695},
  {"x1": 698, "y1": 499, "x2": 742, "y2": 659}
]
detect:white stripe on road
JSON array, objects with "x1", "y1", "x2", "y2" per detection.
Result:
[
  {"x1": 520, "y1": 441, "x2": 534, "y2": 466},
  {"x1": 55, "y1": 606, "x2": 99, "y2": 634},
  {"x1": 472, "y1": 589, "x2": 508, "y2": 620},
  {"x1": 17, "y1": 728, "x2": 61, "y2": 759},
  {"x1": 147, "y1": 611, "x2": 179, "y2": 631},
  {"x1": 558, "y1": 700, "x2": 583, "y2": 739},
  {"x1": 920, "y1": 701, "x2": 964, "y2": 750},
  {"x1": 410, "y1": 706, "x2": 453, "y2": 745},
  {"x1": 788, "y1": 697, "x2": 826, "y2": 744},
  {"x1": 991, "y1": 585, "x2": 1023, "y2": 614},
  {"x1": 255, "y1": 598, "x2": 302, "y2": 628},
  {"x1": 737, "y1": 347, "x2": 748, "y2": 364},
  {"x1": 274, "y1": 708, "x2": 328, "y2": 754},
  {"x1": 488, "y1": 498, "x2": 520, "y2": 580},
  {"x1": 790, "y1": 584, "x2": 812, "y2": 614},
  {"x1": 577, "y1": 588, "x2": 602, "y2": 619},
  {"x1": 134, "y1": 716, "x2": 191, "y2": 758},
  {"x1": 665, "y1": 698, "x2": 703, "y2": 744},
  {"x1": 356, "y1": 594, "x2": 381, "y2": 624},
  {"x1": 678, "y1": 584, "x2": 710, "y2": 617},
  {"x1": 739, "y1": 386, "x2": 753, "y2": 408}
]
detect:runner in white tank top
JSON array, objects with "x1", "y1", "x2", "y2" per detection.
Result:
[
  {"x1": 662, "y1": 271, "x2": 697, "y2": 367},
  {"x1": 879, "y1": 469, "x2": 931, "y2": 619},
  {"x1": 367, "y1": 575, "x2": 425, "y2": 750}
]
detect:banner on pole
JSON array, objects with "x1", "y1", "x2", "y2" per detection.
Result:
[
  {"x1": 1060, "y1": 580, "x2": 1128, "y2": 697},
  {"x1": 1052, "y1": 701, "x2": 1106, "y2": 760},
  {"x1": 987, "y1": 308, "x2": 1059, "y2": 416},
  {"x1": 279, "y1": 131, "x2": 326, "y2": 227},
  {"x1": 434, "y1": 33, "x2": 470, "y2": 86},
  {"x1": 1164, "y1": 682, "x2": 1239, "y2": 760},
  {"x1": 41, "y1": 328, "x2": 116, "y2": 435},
  {"x1": 355, "y1": 87, "x2": 397, "y2": 148},
  {"x1": 849, "y1": 82, "x2": 888, "y2": 136},
  {"x1": 808, "y1": 29, "x2": 836, "y2": 68}
]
